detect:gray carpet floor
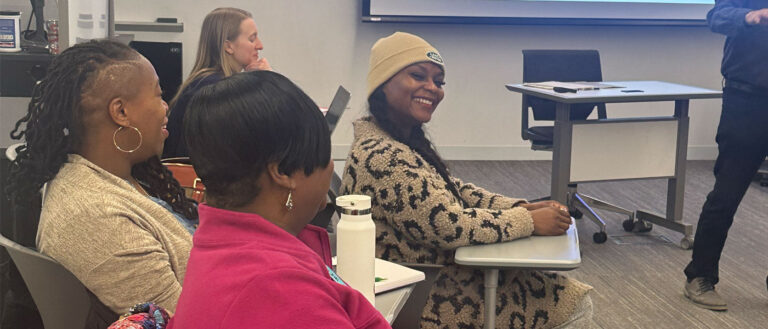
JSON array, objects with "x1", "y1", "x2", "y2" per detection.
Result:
[{"x1": 447, "y1": 160, "x2": 768, "y2": 329}]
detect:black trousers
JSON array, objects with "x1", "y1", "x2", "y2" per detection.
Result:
[{"x1": 684, "y1": 87, "x2": 768, "y2": 284}]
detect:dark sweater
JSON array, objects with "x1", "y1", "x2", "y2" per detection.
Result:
[
  {"x1": 707, "y1": 0, "x2": 768, "y2": 90},
  {"x1": 163, "y1": 74, "x2": 222, "y2": 159}
]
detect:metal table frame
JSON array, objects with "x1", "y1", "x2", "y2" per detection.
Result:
[{"x1": 507, "y1": 81, "x2": 721, "y2": 249}]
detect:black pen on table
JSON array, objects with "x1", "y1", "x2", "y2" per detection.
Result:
[{"x1": 553, "y1": 87, "x2": 578, "y2": 93}]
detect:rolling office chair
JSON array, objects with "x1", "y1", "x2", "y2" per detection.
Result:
[
  {"x1": 0, "y1": 146, "x2": 44, "y2": 328},
  {"x1": 0, "y1": 233, "x2": 111, "y2": 329},
  {"x1": 757, "y1": 165, "x2": 768, "y2": 187},
  {"x1": 521, "y1": 50, "x2": 647, "y2": 243}
]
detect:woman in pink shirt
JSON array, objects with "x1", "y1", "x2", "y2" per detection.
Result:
[{"x1": 167, "y1": 70, "x2": 390, "y2": 329}]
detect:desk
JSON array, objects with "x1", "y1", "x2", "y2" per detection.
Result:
[
  {"x1": 330, "y1": 249, "x2": 423, "y2": 324},
  {"x1": 375, "y1": 285, "x2": 415, "y2": 324},
  {"x1": 506, "y1": 81, "x2": 721, "y2": 248},
  {"x1": 455, "y1": 223, "x2": 581, "y2": 329}
]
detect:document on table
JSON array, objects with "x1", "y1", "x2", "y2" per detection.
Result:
[
  {"x1": 373, "y1": 258, "x2": 424, "y2": 294},
  {"x1": 523, "y1": 81, "x2": 624, "y2": 91},
  {"x1": 331, "y1": 257, "x2": 425, "y2": 294}
]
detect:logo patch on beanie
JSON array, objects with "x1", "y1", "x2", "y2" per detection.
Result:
[{"x1": 426, "y1": 51, "x2": 443, "y2": 64}]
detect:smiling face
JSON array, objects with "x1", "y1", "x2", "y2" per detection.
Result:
[
  {"x1": 382, "y1": 62, "x2": 445, "y2": 128},
  {"x1": 225, "y1": 18, "x2": 263, "y2": 70},
  {"x1": 123, "y1": 58, "x2": 169, "y2": 159}
]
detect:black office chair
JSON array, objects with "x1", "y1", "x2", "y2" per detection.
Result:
[{"x1": 521, "y1": 50, "x2": 646, "y2": 243}]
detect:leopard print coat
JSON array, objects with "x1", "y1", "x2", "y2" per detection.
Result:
[{"x1": 340, "y1": 118, "x2": 592, "y2": 329}]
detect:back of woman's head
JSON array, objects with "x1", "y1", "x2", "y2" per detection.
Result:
[
  {"x1": 7, "y1": 40, "x2": 139, "y2": 206},
  {"x1": 185, "y1": 71, "x2": 331, "y2": 209}
]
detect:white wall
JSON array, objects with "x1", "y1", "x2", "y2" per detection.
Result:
[{"x1": 3, "y1": 0, "x2": 726, "y2": 160}]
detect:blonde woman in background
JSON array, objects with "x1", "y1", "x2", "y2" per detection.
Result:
[{"x1": 163, "y1": 7, "x2": 271, "y2": 158}]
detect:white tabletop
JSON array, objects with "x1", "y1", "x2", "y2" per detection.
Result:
[
  {"x1": 454, "y1": 223, "x2": 581, "y2": 270},
  {"x1": 375, "y1": 285, "x2": 414, "y2": 324},
  {"x1": 506, "y1": 81, "x2": 721, "y2": 104},
  {"x1": 330, "y1": 254, "x2": 423, "y2": 324}
]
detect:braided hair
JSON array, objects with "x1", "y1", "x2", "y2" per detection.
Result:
[
  {"x1": 368, "y1": 87, "x2": 466, "y2": 207},
  {"x1": 7, "y1": 40, "x2": 197, "y2": 220}
]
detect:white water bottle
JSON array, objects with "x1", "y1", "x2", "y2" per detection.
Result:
[{"x1": 335, "y1": 194, "x2": 376, "y2": 306}]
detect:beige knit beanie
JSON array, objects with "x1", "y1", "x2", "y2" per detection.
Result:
[{"x1": 366, "y1": 32, "x2": 444, "y2": 99}]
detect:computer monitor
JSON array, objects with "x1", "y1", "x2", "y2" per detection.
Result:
[{"x1": 129, "y1": 41, "x2": 182, "y2": 103}]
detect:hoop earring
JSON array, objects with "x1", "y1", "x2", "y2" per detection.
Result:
[
  {"x1": 113, "y1": 126, "x2": 143, "y2": 153},
  {"x1": 285, "y1": 190, "x2": 294, "y2": 211}
]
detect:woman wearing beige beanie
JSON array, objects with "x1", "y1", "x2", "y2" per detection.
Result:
[{"x1": 340, "y1": 31, "x2": 595, "y2": 329}]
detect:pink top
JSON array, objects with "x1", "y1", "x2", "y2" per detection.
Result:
[{"x1": 168, "y1": 204, "x2": 390, "y2": 329}]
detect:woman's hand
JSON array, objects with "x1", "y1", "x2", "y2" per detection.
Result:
[
  {"x1": 246, "y1": 57, "x2": 272, "y2": 71},
  {"x1": 521, "y1": 201, "x2": 572, "y2": 236},
  {"x1": 520, "y1": 200, "x2": 568, "y2": 212}
]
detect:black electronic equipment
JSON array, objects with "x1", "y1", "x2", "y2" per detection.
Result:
[
  {"x1": 129, "y1": 41, "x2": 182, "y2": 103},
  {"x1": 0, "y1": 52, "x2": 53, "y2": 97}
]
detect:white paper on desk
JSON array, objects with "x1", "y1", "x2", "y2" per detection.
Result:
[
  {"x1": 523, "y1": 81, "x2": 624, "y2": 90},
  {"x1": 374, "y1": 258, "x2": 425, "y2": 294},
  {"x1": 331, "y1": 257, "x2": 426, "y2": 294}
]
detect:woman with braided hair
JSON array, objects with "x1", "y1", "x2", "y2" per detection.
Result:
[
  {"x1": 7, "y1": 40, "x2": 196, "y2": 321},
  {"x1": 341, "y1": 32, "x2": 594, "y2": 328}
]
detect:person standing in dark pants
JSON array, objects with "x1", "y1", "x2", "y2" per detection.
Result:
[{"x1": 683, "y1": 0, "x2": 768, "y2": 311}]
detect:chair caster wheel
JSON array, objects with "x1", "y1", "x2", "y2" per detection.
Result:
[
  {"x1": 637, "y1": 221, "x2": 653, "y2": 233},
  {"x1": 593, "y1": 232, "x2": 607, "y2": 244},
  {"x1": 622, "y1": 219, "x2": 635, "y2": 232},
  {"x1": 622, "y1": 219, "x2": 652, "y2": 233},
  {"x1": 680, "y1": 237, "x2": 694, "y2": 250},
  {"x1": 570, "y1": 209, "x2": 583, "y2": 219}
]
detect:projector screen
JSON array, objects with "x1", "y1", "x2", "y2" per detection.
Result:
[{"x1": 363, "y1": 0, "x2": 715, "y2": 26}]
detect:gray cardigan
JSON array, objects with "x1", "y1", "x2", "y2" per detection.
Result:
[{"x1": 37, "y1": 154, "x2": 192, "y2": 314}]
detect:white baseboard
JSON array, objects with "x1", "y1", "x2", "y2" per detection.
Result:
[
  {"x1": 332, "y1": 144, "x2": 719, "y2": 161},
  {"x1": 687, "y1": 146, "x2": 719, "y2": 160}
]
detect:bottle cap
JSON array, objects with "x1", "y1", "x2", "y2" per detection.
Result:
[{"x1": 336, "y1": 195, "x2": 371, "y2": 215}]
